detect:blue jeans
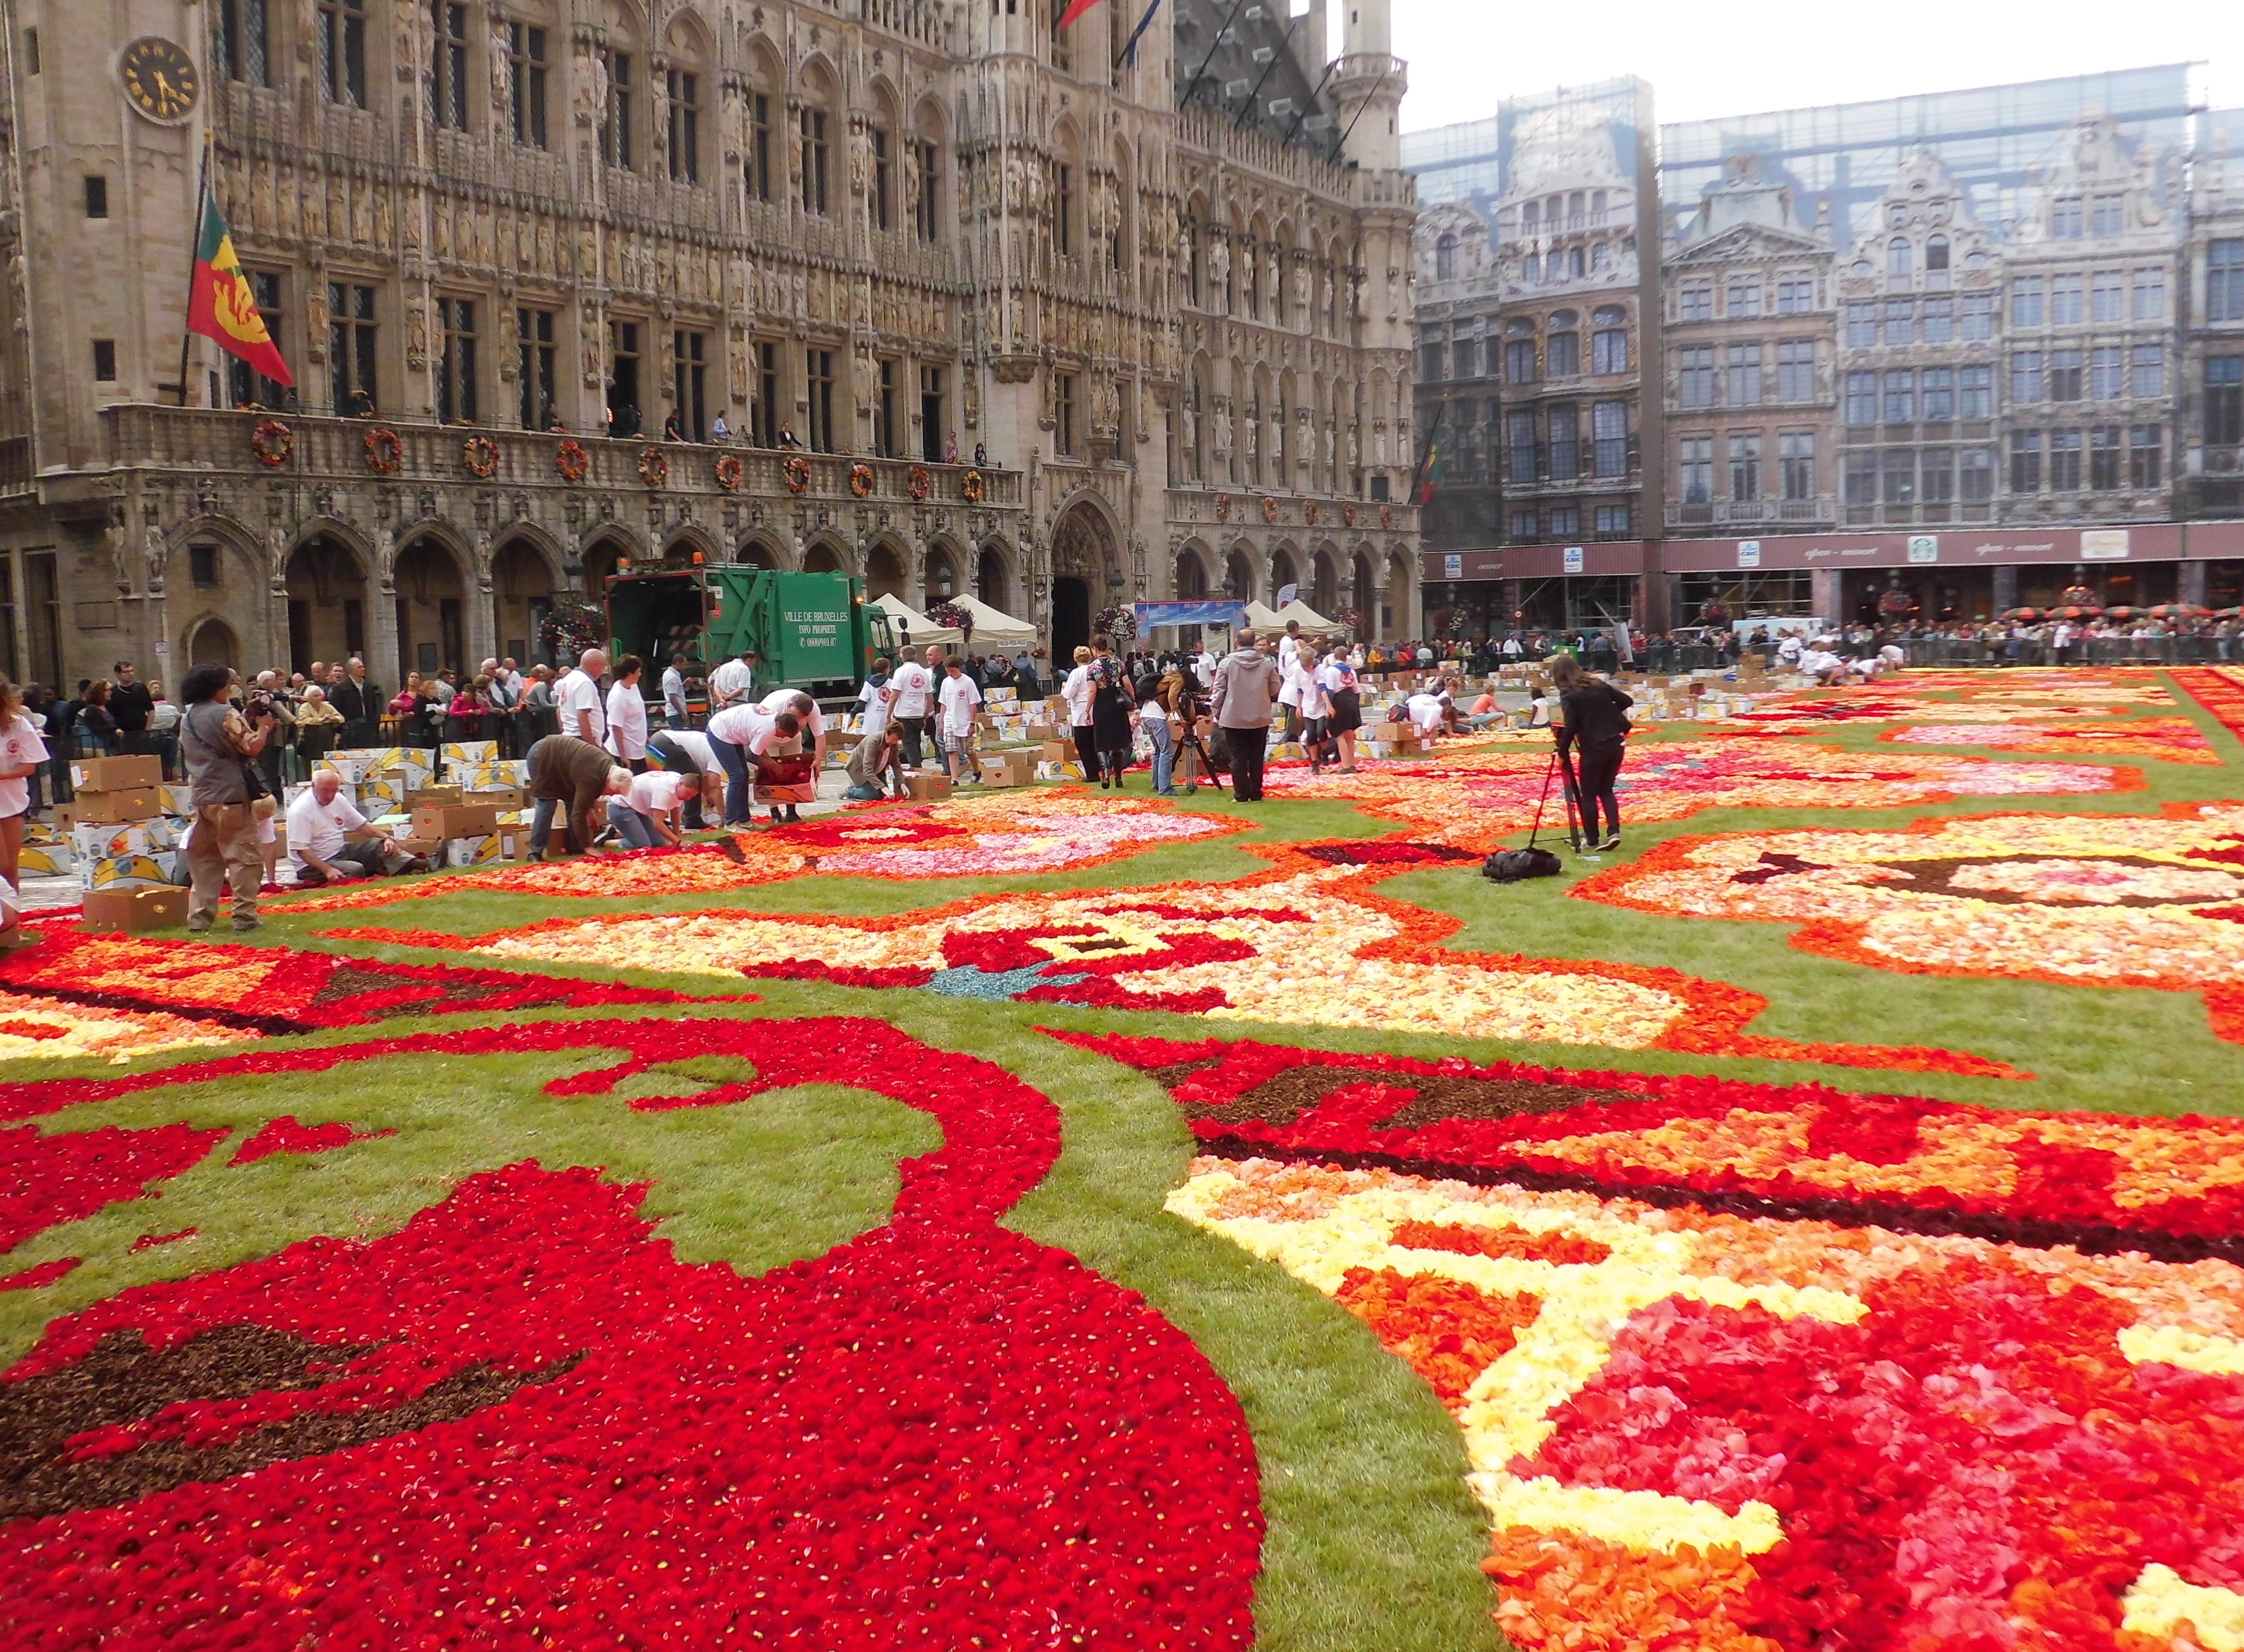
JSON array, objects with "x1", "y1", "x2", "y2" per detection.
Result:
[
  {"x1": 606, "y1": 799, "x2": 660, "y2": 849},
  {"x1": 529, "y1": 795, "x2": 583, "y2": 856},
  {"x1": 710, "y1": 735, "x2": 753, "y2": 824},
  {"x1": 1145, "y1": 715, "x2": 1176, "y2": 794}
]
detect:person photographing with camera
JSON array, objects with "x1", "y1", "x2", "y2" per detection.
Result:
[
  {"x1": 1548, "y1": 653, "x2": 1632, "y2": 853},
  {"x1": 178, "y1": 665, "x2": 277, "y2": 932}
]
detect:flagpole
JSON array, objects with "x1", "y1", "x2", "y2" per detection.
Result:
[
  {"x1": 176, "y1": 134, "x2": 211, "y2": 408},
  {"x1": 1408, "y1": 394, "x2": 1447, "y2": 504}
]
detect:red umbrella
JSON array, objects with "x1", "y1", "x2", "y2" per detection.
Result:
[
  {"x1": 2149, "y1": 603, "x2": 2208, "y2": 620},
  {"x1": 2215, "y1": 607, "x2": 2243, "y2": 620},
  {"x1": 2102, "y1": 606, "x2": 2144, "y2": 622},
  {"x1": 2048, "y1": 604, "x2": 2102, "y2": 621},
  {"x1": 2002, "y1": 607, "x2": 2047, "y2": 622}
]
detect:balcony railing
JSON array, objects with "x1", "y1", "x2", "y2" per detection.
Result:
[
  {"x1": 99, "y1": 406, "x2": 1023, "y2": 509},
  {"x1": 1666, "y1": 496, "x2": 1837, "y2": 527},
  {"x1": 1166, "y1": 485, "x2": 1418, "y2": 535}
]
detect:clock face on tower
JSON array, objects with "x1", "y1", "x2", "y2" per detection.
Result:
[{"x1": 119, "y1": 38, "x2": 200, "y2": 125}]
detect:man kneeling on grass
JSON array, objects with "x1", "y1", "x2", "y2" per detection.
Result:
[
  {"x1": 287, "y1": 769, "x2": 428, "y2": 885},
  {"x1": 607, "y1": 771, "x2": 699, "y2": 850},
  {"x1": 844, "y1": 724, "x2": 907, "y2": 801},
  {"x1": 526, "y1": 734, "x2": 632, "y2": 860}
]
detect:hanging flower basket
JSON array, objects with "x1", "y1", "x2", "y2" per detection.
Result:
[
  {"x1": 927, "y1": 600, "x2": 974, "y2": 639},
  {"x1": 540, "y1": 601, "x2": 606, "y2": 658},
  {"x1": 460, "y1": 434, "x2": 499, "y2": 479},
  {"x1": 714, "y1": 453, "x2": 744, "y2": 493},
  {"x1": 638, "y1": 446, "x2": 669, "y2": 488},
  {"x1": 1095, "y1": 604, "x2": 1138, "y2": 644},
  {"x1": 251, "y1": 419, "x2": 295, "y2": 468},
  {"x1": 364, "y1": 426, "x2": 404, "y2": 475},
  {"x1": 960, "y1": 469, "x2": 985, "y2": 503},
  {"x1": 784, "y1": 454, "x2": 811, "y2": 494},
  {"x1": 908, "y1": 464, "x2": 933, "y2": 501},
  {"x1": 554, "y1": 439, "x2": 590, "y2": 484},
  {"x1": 849, "y1": 463, "x2": 875, "y2": 498}
]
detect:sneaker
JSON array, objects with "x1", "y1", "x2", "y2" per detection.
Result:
[
  {"x1": 232, "y1": 916, "x2": 260, "y2": 933},
  {"x1": 1601, "y1": 833, "x2": 1622, "y2": 852}
]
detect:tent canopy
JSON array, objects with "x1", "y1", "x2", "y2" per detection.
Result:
[
  {"x1": 1242, "y1": 599, "x2": 1347, "y2": 638},
  {"x1": 1241, "y1": 600, "x2": 1290, "y2": 632},
  {"x1": 871, "y1": 591, "x2": 960, "y2": 650},
  {"x1": 949, "y1": 594, "x2": 1037, "y2": 651}
]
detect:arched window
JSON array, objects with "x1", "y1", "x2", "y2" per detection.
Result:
[
  {"x1": 1887, "y1": 236, "x2": 1913, "y2": 277},
  {"x1": 865, "y1": 88, "x2": 898, "y2": 232},
  {"x1": 1435, "y1": 233, "x2": 1457, "y2": 282},
  {"x1": 1925, "y1": 233, "x2": 1950, "y2": 272},
  {"x1": 798, "y1": 62, "x2": 837, "y2": 215},
  {"x1": 743, "y1": 40, "x2": 781, "y2": 203},
  {"x1": 1521, "y1": 201, "x2": 1540, "y2": 233}
]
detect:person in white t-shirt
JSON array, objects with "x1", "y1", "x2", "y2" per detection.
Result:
[
  {"x1": 754, "y1": 689, "x2": 825, "y2": 821},
  {"x1": 645, "y1": 726, "x2": 721, "y2": 828},
  {"x1": 0, "y1": 681, "x2": 47, "y2": 943},
  {"x1": 708, "y1": 650, "x2": 759, "y2": 710},
  {"x1": 1406, "y1": 689, "x2": 1446, "y2": 737},
  {"x1": 286, "y1": 769, "x2": 418, "y2": 885},
  {"x1": 706, "y1": 702, "x2": 801, "y2": 827},
  {"x1": 1776, "y1": 633, "x2": 1804, "y2": 669},
  {"x1": 1194, "y1": 647, "x2": 1217, "y2": 690},
  {"x1": 661, "y1": 653, "x2": 689, "y2": 726},
  {"x1": 555, "y1": 649, "x2": 608, "y2": 744},
  {"x1": 856, "y1": 659, "x2": 897, "y2": 743},
  {"x1": 606, "y1": 770, "x2": 698, "y2": 850},
  {"x1": 605, "y1": 656, "x2": 650, "y2": 768},
  {"x1": 890, "y1": 651, "x2": 936, "y2": 768},
  {"x1": 937, "y1": 657, "x2": 984, "y2": 783}
]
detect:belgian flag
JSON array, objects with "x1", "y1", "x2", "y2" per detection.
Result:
[{"x1": 187, "y1": 192, "x2": 293, "y2": 388}]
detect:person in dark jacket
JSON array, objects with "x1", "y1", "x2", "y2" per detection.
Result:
[{"x1": 1550, "y1": 653, "x2": 1632, "y2": 852}]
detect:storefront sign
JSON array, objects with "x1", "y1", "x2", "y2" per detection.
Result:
[
  {"x1": 1661, "y1": 522, "x2": 2211, "y2": 572},
  {"x1": 2081, "y1": 529, "x2": 2131, "y2": 560},
  {"x1": 1907, "y1": 535, "x2": 1939, "y2": 563},
  {"x1": 1443, "y1": 554, "x2": 1463, "y2": 580},
  {"x1": 1737, "y1": 540, "x2": 1762, "y2": 568},
  {"x1": 1563, "y1": 546, "x2": 1585, "y2": 573}
]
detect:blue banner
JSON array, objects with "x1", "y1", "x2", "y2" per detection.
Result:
[{"x1": 1133, "y1": 601, "x2": 1246, "y2": 631}]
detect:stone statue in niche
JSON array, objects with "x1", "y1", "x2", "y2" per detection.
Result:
[{"x1": 1212, "y1": 398, "x2": 1232, "y2": 456}]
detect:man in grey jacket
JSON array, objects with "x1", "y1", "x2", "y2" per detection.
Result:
[{"x1": 1210, "y1": 629, "x2": 1282, "y2": 802}]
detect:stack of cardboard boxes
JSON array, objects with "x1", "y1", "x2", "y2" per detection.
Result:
[
  {"x1": 66, "y1": 755, "x2": 187, "y2": 930},
  {"x1": 296, "y1": 742, "x2": 532, "y2": 868}
]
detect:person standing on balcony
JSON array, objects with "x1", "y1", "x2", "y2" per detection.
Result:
[{"x1": 711, "y1": 412, "x2": 732, "y2": 443}]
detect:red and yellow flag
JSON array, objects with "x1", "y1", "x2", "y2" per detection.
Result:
[
  {"x1": 187, "y1": 194, "x2": 293, "y2": 388},
  {"x1": 1057, "y1": 0, "x2": 1105, "y2": 27}
]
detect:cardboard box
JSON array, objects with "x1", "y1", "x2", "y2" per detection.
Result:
[
  {"x1": 18, "y1": 844, "x2": 74, "y2": 877},
  {"x1": 69, "y1": 755, "x2": 163, "y2": 791},
  {"x1": 158, "y1": 783, "x2": 194, "y2": 818},
  {"x1": 72, "y1": 821, "x2": 161, "y2": 862},
  {"x1": 72, "y1": 787, "x2": 161, "y2": 823},
  {"x1": 78, "y1": 884, "x2": 188, "y2": 933},
  {"x1": 1040, "y1": 740, "x2": 1074, "y2": 764},
  {"x1": 444, "y1": 832, "x2": 521, "y2": 868},
  {"x1": 406, "y1": 784, "x2": 464, "y2": 808},
  {"x1": 442, "y1": 740, "x2": 499, "y2": 766},
  {"x1": 1026, "y1": 722, "x2": 1055, "y2": 743},
  {"x1": 459, "y1": 784, "x2": 527, "y2": 811},
  {"x1": 359, "y1": 776, "x2": 409, "y2": 811},
  {"x1": 904, "y1": 772, "x2": 953, "y2": 802},
  {"x1": 410, "y1": 802, "x2": 503, "y2": 840},
  {"x1": 78, "y1": 851, "x2": 177, "y2": 892},
  {"x1": 313, "y1": 756, "x2": 366, "y2": 784},
  {"x1": 80, "y1": 884, "x2": 189, "y2": 933},
  {"x1": 979, "y1": 751, "x2": 1034, "y2": 788}
]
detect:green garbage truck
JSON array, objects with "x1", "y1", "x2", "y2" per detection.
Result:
[{"x1": 603, "y1": 564, "x2": 895, "y2": 702}]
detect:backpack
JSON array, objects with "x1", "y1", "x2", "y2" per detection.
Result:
[{"x1": 1482, "y1": 846, "x2": 1563, "y2": 882}]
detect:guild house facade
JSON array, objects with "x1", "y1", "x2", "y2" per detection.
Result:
[
  {"x1": 0, "y1": 0, "x2": 1418, "y2": 693},
  {"x1": 1409, "y1": 67, "x2": 2244, "y2": 635}
]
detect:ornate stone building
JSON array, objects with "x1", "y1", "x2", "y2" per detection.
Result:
[
  {"x1": 0, "y1": 0, "x2": 1417, "y2": 690},
  {"x1": 2183, "y1": 109, "x2": 2244, "y2": 528}
]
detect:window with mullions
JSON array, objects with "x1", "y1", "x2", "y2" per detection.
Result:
[
  {"x1": 227, "y1": 272, "x2": 287, "y2": 408},
  {"x1": 1845, "y1": 301, "x2": 1877, "y2": 347},
  {"x1": 2130, "y1": 425, "x2": 2162, "y2": 488},
  {"x1": 435, "y1": 298, "x2": 477, "y2": 425},
  {"x1": 601, "y1": 51, "x2": 634, "y2": 169},
  {"x1": 1592, "y1": 326, "x2": 1627, "y2": 375},
  {"x1": 1881, "y1": 450, "x2": 1914, "y2": 507},
  {"x1": 755, "y1": 342, "x2": 780, "y2": 447},
  {"x1": 2012, "y1": 278, "x2": 2044, "y2": 328},
  {"x1": 217, "y1": 0, "x2": 270, "y2": 87},
  {"x1": 2092, "y1": 195, "x2": 2125, "y2": 238},
  {"x1": 508, "y1": 24, "x2": 547, "y2": 148},
  {"x1": 2090, "y1": 346, "x2": 2123, "y2": 401},
  {"x1": 1882, "y1": 369, "x2": 1914, "y2": 424},
  {"x1": 915, "y1": 140, "x2": 941, "y2": 242},
  {"x1": 667, "y1": 70, "x2": 700, "y2": 183},
  {"x1": 1679, "y1": 434, "x2": 1711, "y2": 504},
  {"x1": 2052, "y1": 198, "x2": 2084, "y2": 239},
  {"x1": 517, "y1": 308, "x2": 556, "y2": 429},
  {"x1": 2049, "y1": 427, "x2": 2083, "y2": 491},
  {"x1": 429, "y1": 2, "x2": 469, "y2": 131},
  {"x1": 1546, "y1": 405, "x2": 1578, "y2": 480},
  {"x1": 800, "y1": 108, "x2": 829, "y2": 215},
  {"x1": 1922, "y1": 296, "x2": 1953, "y2": 342},
  {"x1": 1726, "y1": 343, "x2": 1761, "y2": 406},
  {"x1": 1546, "y1": 329, "x2": 1578, "y2": 378},
  {"x1": 746, "y1": 92, "x2": 773, "y2": 202},
  {"x1": 1776, "y1": 278, "x2": 1814, "y2": 315},
  {"x1": 1921, "y1": 367, "x2": 1954, "y2": 423},
  {"x1": 806, "y1": 348, "x2": 836, "y2": 452},
  {"x1": 1727, "y1": 280, "x2": 1762, "y2": 318},
  {"x1": 1728, "y1": 433, "x2": 1761, "y2": 501},
  {"x1": 2011, "y1": 350, "x2": 2044, "y2": 404},
  {"x1": 1055, "y1": 373, "x2": 1077, "y2": 457},
  {"x1": 1054, "y1": 165, "x2": 1074, "y2": 258},
  {"x1": 2010, "y1": 430, "x2": 2042, "y2": 493},
  {"x1": 1883, "y1": 298, "x2": 1912, "y2": 346},
  {"x1": 2090, "y1": 426, "x2": 2122, "y2": 490},
  {"x1": 2134, "y1": 267, "x2": 2166, "y2": 320},
  {"x1": 1590, "y1": 401, "x2": 1627, "y2": 478},
  {"x1": 2092, "y1": 269, "x2": 2124, "y2": 323},
  {"x1": 672, "y1": 330, "x2": 706, "y2": 440},
  {"x1": 1920, "y1": 446, "x2": 1953, "y2": 507},
  {"x1": 2209, "y1": 358, "x2": 2244, "y2": 446},
  {"x1": 1844, "y1": 371, "x2": 1876, "y2": 427},
  {"x1": 2048, "y1": 348, "x2": 2083, "y2": 402},
  {"x1": 317, "y1": 0, "x2": 366, "y2": 107},
  {"x1": 1679, "y1": 283, "x2": 1712, "y2": 322},
  {"x1": 1505, "y1": 338, "x2": 1537, "y2": 386},
  {"x1": 328, "y1": 282, "x2": 377, "y2": 414},
  {"x1": 1960, "y1": 446, "x2": 1993, "y2": 502},
  {"x1": 1961, "y1": 292, "x2": 1993, "y2": 340},
  {"x1": 870, "y1": 128, "x2": 892, "y2": 232},
  {"x1": 1775, "y1": 340, "x2": 1813, "y2": 403},
  {"x1": 2051, "y1": 273, "x2": 2084, "y2": 327},
  {"x1": 1960, "y1": 365, "x2": 1992, "y2": 420},
  {"x1": 873, "y1": 359, "x2": 898, "y2": 456},
  {"x1": 2212, "y1": 241, "x2": 2244, "y2": 324},
  {"x1": 1780, "y1": 431, "x2": 1814, "y2": 501},
  {"x1": 1507, "y1": 411, "x2": 1538, "y2": 484},
  {"x1": 1678, "y1": 347, "x2": 1714, "y2": 408}
]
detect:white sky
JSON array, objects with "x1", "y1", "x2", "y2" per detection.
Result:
[{"x1": 1385, "y1": 0, "x2": 2244, "y2": 133}]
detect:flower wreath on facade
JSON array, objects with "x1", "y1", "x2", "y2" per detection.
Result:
[
  {"x1": 1380, "y1": 503, "x2": 1395, "y2": 529},
  {"x1": 849, "y1": 462, "x2": 876, "y2": 498},
  {"x1": 1259, "y1": 496, "x2": 1279, "y2": 523},
  {"x1": 1305, "y1": 501, "x2": 1321, "y2": 526},
  {"x1": 1341, "y1": 502, "x2": 1358, "y2": 527},
  {"x1": 250, "y1": 419, "x2": 294, "y2": 468},
  {"x1": 784, "y1": 454, "x2": 812, "y2": 494},
  {"x1": 460, "y1": 434, "x2": 499, "y2": 479},
  {"x1": 637, "y1": 445, "x2": 669, "y2": 488},
  {"x1": 1215, "y1": 494, "x2": 1233, "y2": 522},
  {"x1": 960, "y1": 468, "x2": 985, "y2": 502},
  {"x1": 554, "y1": 439, "x2": 589, "y2": 484},
  {"x1": 908, "y1": 464, "x2": 933, "y2": 501},
  {"x1": 363, "y1": 426, "x2": 403, "y2": 475},
  {"x1": 714, "y1": 453, "x2": 744, "y2": 493}
]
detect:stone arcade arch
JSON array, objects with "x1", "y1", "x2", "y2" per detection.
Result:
[
  {"x1": 865, "y1": 540, "x2": 908, "y2": 601},
  {"x1": 580, "y1": 531, "x2": 639, "y2": 603},
  {"x1": 735, "y1": 535, "x2": 786, "y2": 571},
  {"x1": 393, "y1": 535, "x2": 470, "y2": 683},
  {"x1": 801, "y1": 538, "x2": 850, "y2": 575},
  {"x1": 186, "y1": 616, "x2": 241, "y2": 670},
  {"x1": 282, "y1": 535, "x2": 370, "y2": 678},
  {"x1": 976, "y1": 542, "x2": 1014, "y2": 615},
  {"x1": 492, "y1": 539, "x2": 559, "y2": 666},
  {"x1": 1048, "y1": 497, "x2": 1122, "y2": 660}
]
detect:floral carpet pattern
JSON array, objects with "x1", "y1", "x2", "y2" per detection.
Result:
[
  {"x1": 1258, "y1": 741, "x2": 2135, "y2": 852},
  {"x1": 1574, "y1": 803, "x2": 2244, "y2": 1044},
  {"x1": 1878, "y1": 718, "x2": 2218, "y2": 764},
  {"x1": 0, "y1": 1017, "x2": 1263, "y2": 1648},
  {"x1": 275, "y1": 791, "x2": 1248, "y2": 912},
  {"x1": 1079, "y1": 1032, "x2": 2244, "y2": 1652},
  {"x1": 322, "y1": 843, "x2": 2015, "y2": 1076}
]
